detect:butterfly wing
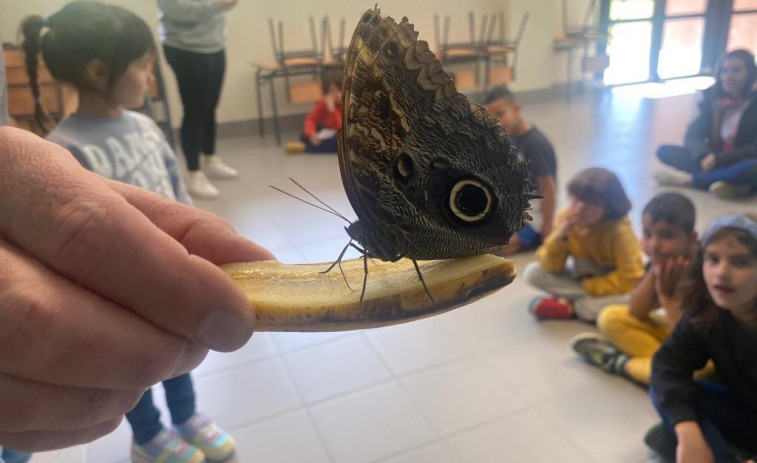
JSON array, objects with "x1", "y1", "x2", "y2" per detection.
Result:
[{"x1": 340, "y1": 7, "x2": 533, "y2": 260}]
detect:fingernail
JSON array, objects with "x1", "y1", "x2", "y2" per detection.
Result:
[{"x1": 196, "y1": 311, "x2": 253, "y2": 351}]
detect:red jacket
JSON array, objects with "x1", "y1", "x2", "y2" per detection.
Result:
[{"x1": 303, "y1": 98, "x2": 342, "y2": 136}]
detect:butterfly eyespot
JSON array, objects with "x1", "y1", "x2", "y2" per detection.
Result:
[
  {"x1": 385, "y1": 41, "x2": 399, "y2": 57},
  {"x1": 379, "y1": 27, "x2": 388, "y2": 39},
  {"x1": 449, "y1": 179, "x2": 493, "y2": 223},
  {"x1": 362, "y1": 13, "x2": 373, "y2": 24},
  {"x1": 393, "y1": 153, "x2": 414, "y2": 183}
]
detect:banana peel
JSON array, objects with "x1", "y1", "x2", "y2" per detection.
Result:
[{"x1": 222, "y1": 254, "x2": 515, "y2": 332}]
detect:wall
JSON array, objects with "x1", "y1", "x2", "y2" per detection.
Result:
[{"x1": 1, "y1": 0, "x2": 596, "y2": 128}]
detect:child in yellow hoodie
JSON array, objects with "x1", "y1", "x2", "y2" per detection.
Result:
[{"x1": 524, "y1": 167, "x2": 644, "y2": 322}]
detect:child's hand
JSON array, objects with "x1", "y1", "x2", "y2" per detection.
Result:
[
  {"x1": 0, "y1": 127, "x2": 274, "y2": 451},
  {"x1": 309, "y1": 133, "x2": 322, "y2": 146},
  {"x1": 700, "y1": 153, "x2": 716, "y2": 171},
  {"x1": 554, "y1": 213, "x2": 579, "y2": 239},
  {"x1": 675, "y1": 421, "x2": 715, "y2": 463},
  {"x1": 654, "y1": 255, "x2": 689, "y2": 308}
]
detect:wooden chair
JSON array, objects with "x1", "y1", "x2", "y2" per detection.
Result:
[{"x1": 483, "y1": 12, "x2": 530, "y2": 88}]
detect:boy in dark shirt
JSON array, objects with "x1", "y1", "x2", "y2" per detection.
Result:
[{"x1": 484, "y1": 86, "x2": 557, "y2": 255}]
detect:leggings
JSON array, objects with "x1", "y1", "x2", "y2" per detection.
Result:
[
  {"x1": 126, "y1": 373, "x2": 196, "y2": 445},
  {"x1": 164, "y1": 46, "x2": 225, "y2": 172}
]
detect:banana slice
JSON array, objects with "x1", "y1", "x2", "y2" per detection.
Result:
[{"x1": 222, "y1": 255, "x2": 515, "y2": 332}]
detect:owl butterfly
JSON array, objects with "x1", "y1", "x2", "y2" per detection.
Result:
[{"x1": 334, "y1": 6, "x2": 534, "y2": 300}]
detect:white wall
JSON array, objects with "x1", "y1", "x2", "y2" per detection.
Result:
[{"x1": 1, "y1": 0, "x2": 596, "y2": 127}]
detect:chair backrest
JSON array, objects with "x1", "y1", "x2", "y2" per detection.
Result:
[
  {"x1": 268, "y1": 17, "x2": 321, "y2": 65},
  {"x1": 514, "y1": 12, "x2": 530, "y2": 48}
]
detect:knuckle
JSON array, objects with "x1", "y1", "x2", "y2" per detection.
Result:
[{"x1": 51, "y1": 199, "x2": 119, "y2": 278}]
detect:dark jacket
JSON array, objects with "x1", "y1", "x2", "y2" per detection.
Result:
[
  {"x1": 683, "y1": 87, "x2": 757, "y2": 167},
  {"x1": 651, "y1": 310, "x2": 757, "y2": 426}
]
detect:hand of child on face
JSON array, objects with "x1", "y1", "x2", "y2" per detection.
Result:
[
  {"x1": 309, "y1": 133, "x2": 322, "y2": 146},
  {"x1": 555, "y1": 213, "x2": 581, "y2": 239},
  {"x1": 0, "y1": 127, "x2": 274, "y2": 451},
  {"x1": 654, "y1": 255, "x2": 689, "y2": 309},
  {"x1": 700, "y1": 153, "x2": 717, "y2": 172}
]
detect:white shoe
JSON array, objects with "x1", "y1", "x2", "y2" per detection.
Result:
[
  {"x1": 204, "y1": 155, "x2": 238, "y2": 179},
  {"x1": 709, "y1": 181, "x2": 751, "y2": 199},
  {"x1": 188, "y1": 171, "x2": 220, "y2": 199},
  {"x1": 653, "y1": 168, "x2": 693, "y2": 187}
]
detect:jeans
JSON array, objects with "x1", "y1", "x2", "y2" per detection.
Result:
[
  {"x1": 300, "y1": 132, "x2": 338, "y2": 153},
  {"x1": 0, "y1": 448, "x2": 32, "y2": 463},
  {"x1": 657, "y1": 145, "x2": 757, "y2": 191},
  {"x1": 125, "y1": 373, "x2": 196, "y2": 445},
  {"x1": 164, "y1": 46, "x2": 226, "y2": 172},
  {"x1": 650, "y1": 381, "x2": 757, "y2": 463}
]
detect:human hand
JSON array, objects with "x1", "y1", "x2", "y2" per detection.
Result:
[
  {"x1": 554, "y1": 213, "x2": 579, "y2": 239},
  {"x1": 700, "y1": 153, "x2": 716, "y2": 172},
  {"x1": 309, "y1": 133, "x2": 322, "y2": 146},
  {"x1": 0, "y1": 127, "x2": 274, "y2": 451},
  {"x1": 653, "y1": 255, "x2": 688, "y2": 307},
  {"x1": 675, "y1": 421, "x2": 715, "y2": 463}
]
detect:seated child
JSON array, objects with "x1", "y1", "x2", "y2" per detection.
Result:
[
  {"x1": 286, "y1": 73, "x2": 342, "y2": 154},
  {"x1": 483, "y1": 86, "x2": 557, "y2": 254},
  {"x1": 524, "y1": 167, "x2": 644, "y2": 322},
  {"x1": 645, "y1": 213, "x2": 757, "y2": 463},
  {"x1": 570, "y1": 192, "x2": 713, "y2": 385}
]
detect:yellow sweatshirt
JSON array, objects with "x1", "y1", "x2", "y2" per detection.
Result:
[{"x1": 535, "y1": 210, "x2": 644, "y2": 296}]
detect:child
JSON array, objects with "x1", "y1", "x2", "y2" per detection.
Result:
[
  {"x1": 646, "y1": 213, "x2": 757, "y2": 463},
  {"x1": 524, "y1": 167, "x2": 644, "y2": 322},
  {"x1": 654, "y1": 49, "x2": 757, "y2": 200},
  {"x1": 483, "y1": 86, "x2": 557, "y2": 254},
  {"x1": 285, "y1": 73, "x2": 342, "y2": 153},
  {"x1": 21, "y1": 3, "x2": 234, "y2": 462},
  {"x1": 570, "y1": 192, "x2": 710, "y2": 385}
]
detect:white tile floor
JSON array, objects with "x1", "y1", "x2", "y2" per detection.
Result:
[{"x1": 31, "y1": 89, "x2": 756, "y2": 463}]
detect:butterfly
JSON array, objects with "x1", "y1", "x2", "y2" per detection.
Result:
[{"x1": 337, "y1": 6, "x2": 533, "y2": 271}]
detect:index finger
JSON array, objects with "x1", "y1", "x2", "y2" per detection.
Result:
[{"x1": 0, "y1": 127, "x2": 254, "y2": 352}]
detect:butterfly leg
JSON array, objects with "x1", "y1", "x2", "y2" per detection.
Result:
[
  {"x1": 359, "y1": 250, "x2": 369, "y2": 302},
  {"x1": 412, "y1": 259, "x2": 435, "y2": 305},
  {"x1": 322, "y1": 240, "x2": 356, "y2": 291}
]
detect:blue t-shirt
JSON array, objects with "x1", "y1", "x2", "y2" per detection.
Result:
[{"x1": 46, "y1": 110, "x2": 192, "y2": 204}]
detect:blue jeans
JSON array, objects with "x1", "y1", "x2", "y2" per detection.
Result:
[
  {"x1": 126, "y1": 373, "x2": 196, "y2": 445},
  {"x1": 657, "y1": 145, "x2": 757, "y2": 191},
  {"x1": 650, "y1": 381, "x2": 757, "y2": 462},
  {"x1": 299, "y1": 132, "x2": 338, "y2": 153},
  {"x1": 0, "y1": 448, "x2": 32, "y2": 463}
]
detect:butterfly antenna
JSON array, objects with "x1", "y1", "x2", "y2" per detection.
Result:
[
  {"x1": 269, "y1": 185, "x2": 350, "y2": 223},
  {"x1": 288, "y1": 178, "x2": 352, "y2": 224},
  {"x1": 412, "y1": 259, "x2": 435, "y2": 305}
]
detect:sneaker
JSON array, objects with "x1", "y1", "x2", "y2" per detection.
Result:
[
  {"x1": 653, "y1": 168, "x2": 693, "y2": 187},
  {"x1": 570, "y1": 333, "x2": 625, "y2": 374},
  {"x1": 644, "y1": 423, "x2": 676, "y2": 463},
  {"x1": 528, "y1": 296, "x2": 574, "y2": 320},
  {"x1": 709, "y1": 181, "x2": 751, "y2": 200},
  {"x1": 188, "y1": 171, "x2": 220, "y2": 199},
  {"x1": 203, "y1": 156, "x2": 239, "y2": 179},
  {"x1": 177, "y1": 414, "x2": 235, "y2": 462},
  {"x1": 131, "y1": 429, "x2": 205, "y2": 463},
  {"x1": 285, "y1": 141, "x2": 306, "y2": 153}
]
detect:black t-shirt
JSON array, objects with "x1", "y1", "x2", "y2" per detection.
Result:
[{"x1": 512, "y1": 126, "x2": 557, "y2": 182}]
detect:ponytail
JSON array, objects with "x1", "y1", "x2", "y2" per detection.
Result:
[{"x1": 20, "y1": 15, "x2": 51, "y2": 133}]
